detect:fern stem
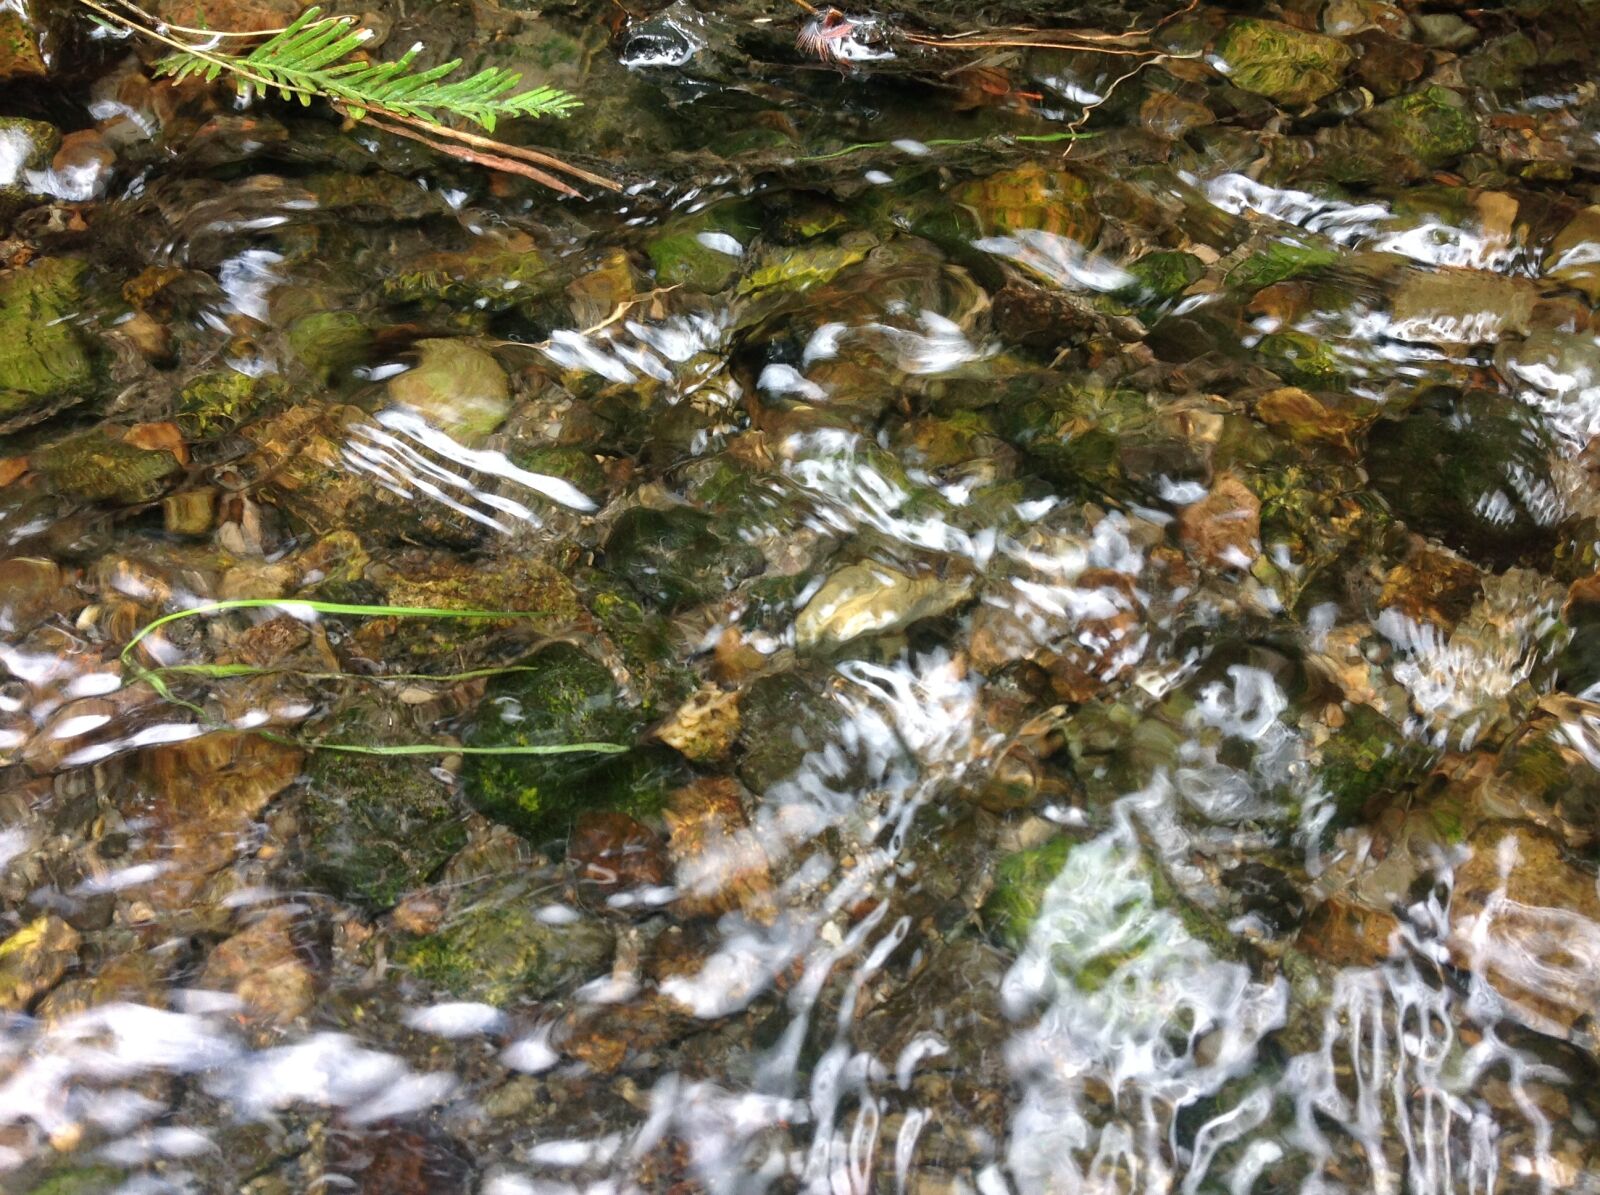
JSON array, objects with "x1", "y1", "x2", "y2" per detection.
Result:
[
  {"x1": 352, "y1": 103, "x2": 620, "y2": 190},
  {"x1": 357, "y1": 108, "x2": 581, "y2": 196}
]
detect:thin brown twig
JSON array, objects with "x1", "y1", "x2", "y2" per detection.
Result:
[
  {"x1": 357, "y1": 111, "x2": 582, "y2": 195},
  {"x1": 353, "y1": 104, "x2": 621, "y2": 191}
]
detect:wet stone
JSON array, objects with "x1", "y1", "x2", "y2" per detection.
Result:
[
  {"x1": 386, "y1": 339, "x2": 511, "y2": 445},
  {"x1": 462, "y1": 643, "x2": 678, "y2": 843},
  {"x1": 395, "y1": 882, "x2": 615, "y2": 1005},
  {"x1": 299, "y1": 711, "x2": 467, "y2": 911},
  {"x1": 0, "y1": 257, "x2": 95, "y2": 429},
  {"x1": 794, "y1": 560, "x2": 974, "y2": 651},
  {"x1": 1212, "y1": 18, "x2": 1353, "y2": 105},
  {"x1": 602, "y1": 504, "x2": 763, "y2": 613},
  {"x1": 0, "y1": 915, "x2": 80, "y2": 1012}
]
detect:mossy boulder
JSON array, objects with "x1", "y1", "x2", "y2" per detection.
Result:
[
  {"x1": 1367, "y1": 86, "x2": 1477, "y2": 166},
  {"x1": 602, "y1": 505, "x2": 763, "y2": 613},
  {"x1": 287, "y1": 310, "x2": 373, "y2": 382},
  {"x1": 299, "y1": 714, "x2": 467, "y2": 909},
  {"x1": 177, "y1": 369, "x2": 285, "y2": 438},
  {"x1": 0, "y1": 257, "x2": 95, "y2": 428},
  {"x1": 396, "y1": 895, "x2": 614, "y2": 1005},
  {"x1": 33, "y1": 430, "x2": 181, "y2": 504},
  {"x1": 463, "y1": 643, "x2": 681, "y2": 842},
  {"x1": 646, "y1": 204, "x2": 756, "y2": 293},
  {"x1": 1255, "y1": 330, "x2": 1343, "y2": 388},
  {"x1": 1213, "y1": 19, "x2": 1353, "y2": 105}
]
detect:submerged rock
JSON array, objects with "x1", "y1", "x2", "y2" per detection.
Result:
[
  {"x1": 1367, "y1": 86, "x2": 1477, "y2": 167},
  {"x1": 176, "y1": 369, "x2": 285, "y2": 439},
  {"x1": 1177, "y1": 475, "x2": 1261, "y2": 571},
  {"x1": 396, "y1": 884, "x2": 614, "y2": 1004},
  {"x1": 1213, "y1": 19, "x2": 1353, "y2": 105},
  {"x1": 0, "y1": 915, "x2": 80, "y2": 1012},
  {"x1": 794, "y1": 560, "x2": 974, "y2": 651},
  {"x1": 33, "y1": 429, "x2": 182, "y2": 505},
  {"x1": 0, "y1": 257, "x2": 95, "y2": 429},
  {"x1": 462, "y1": 643, "x2": 679, "y2": 842},
  {"x1": 602, "y1": 505, "x2": 762, "y2": 612},
  {"x1": 1544, "y1": 206, "x2": 1600, "y2": 302},
  {"x1": 299, "y1": 713, "x2": 467, "y2": 910},
  {"x1": 386, "y1": 339, "x2": 511, "y2": 445}
]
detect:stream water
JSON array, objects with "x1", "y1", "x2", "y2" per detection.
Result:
[{"x1": 3, "y1": 0, "x2": 1600, "y2": 1191}]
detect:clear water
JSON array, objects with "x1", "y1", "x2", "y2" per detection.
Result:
[{"x1": 3, "y1": 1, "x2": 1600, "y2": 1192}]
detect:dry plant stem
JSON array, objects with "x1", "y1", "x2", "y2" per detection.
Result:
[
  {"x1": 356, "y1": 103, "x2": 620, "y2": 190},
  {"x1": 357, "y1": 110, "x2": 581, "y2": 194}
]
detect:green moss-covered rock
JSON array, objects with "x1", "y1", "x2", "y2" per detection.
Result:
[
  {"x1": 1117, "y1": 250, "x2": 1205, "y2": 304},
  {"x1": 602, "y1": 505, "x2": 763, "y2": 612},
  {"x1": 299, "y1": 713, "x2": 467, "y2": 909},
  {"x1": 646, "y1": 204, "x2": 757, "y2": 293},
  {"x1": 1213, "y1": 19, "x2": 1353, "y2": 105},
  {"x1": 985, "y1": 835, "x2": 1073, "y2": 948},
  {"x1": 33, "y1": 430, "x2": 180, "y2": 504},
  {"x1": 0, "y1": 257, "x2": 95, "y2": 426},
  {"x1": 387, "y1": 339, "x2": 510, "y2": 445},
  {"x1": 512, "y1": 445, "x2": 608, "y2": 498},
  {"x1": 396, "y1": 896, "x2": 614, "y2": 1004},
  {"x1": 380, "y1": 242, "x2": 553, "y2": 312},
  {"x1": 463, "y1": 643, "x2": 679, "y2": 841},
  {"x1": 1368, "y1": 86, "x2": 1477, "y2": 166},
  {"x1": 738, "y1": 234, "x2": 876, "y2": 297},
  {"x1": 177, "y1": 369, "x2": 285, "y2": 438},
  {"x1": 1314, "y1": 704, "x2": 1421, "y2": 828},
  {"x1": 287, "y1": 310, "x2": 373, "y2": 382},
  {"x1": 0, "y1": 11, "x2": 46, "y2": 81},
  {"x1": 1226, "y1": 239, "x2": 1339, "y2": 293},
  {"x1": 1255, "y1": 330, "x2": 1343, "y2": 387}
]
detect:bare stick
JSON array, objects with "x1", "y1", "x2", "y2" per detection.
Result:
[{"x1": 358, "y1": 111, "x2": 582, "y2": 195}]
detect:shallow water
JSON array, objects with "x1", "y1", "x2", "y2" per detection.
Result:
[{"x1": 4, "y1": 0, "x2": 1600, "y2": 1191}]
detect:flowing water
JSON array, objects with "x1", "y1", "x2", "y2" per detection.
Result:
[{"x1": 3, "y1": 0, "x2": 1600, "y2": 1191}]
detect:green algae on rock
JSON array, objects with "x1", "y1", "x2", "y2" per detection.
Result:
[
  {"x1": 33, "y1": 429, "x2": 181, "y2": 504},
  {"x1": 177, "y1": 369, "x2": 285, "y2": 439},
  {"x1": 386, "y1": 339, "x2": 511, "y2": 445},
  {"x1": 396, "y1": 892, "x2": 614, "y2": 1004},
  {"x1": 1213, "y1": 19, "x2": 1353, "y2": 106},
  {"x1": 463, "y1": 643, "x2": 679, "y2": 842},
  {"x1": 0, "y1": 257, "x2": 96, "y2": 428},
  {"x1": 299, "y1": 712, "x2": 467, "y2": 910},
  {"x1": 984, "y1": 835, "x2": 1073, "y2": 949},
  {"x1": 1368, "y1": 86, "x2": 1478, "y2": 167}
]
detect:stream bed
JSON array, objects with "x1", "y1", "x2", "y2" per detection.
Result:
[{"x1": 3, "y1": 0, "x2": 1600, "y2": 1191}]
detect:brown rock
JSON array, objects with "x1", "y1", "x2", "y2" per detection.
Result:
[
  {"x1": 1177, "y1": 475, "x2": 1261, "y2": 570},
  {"x1": 200, "y1": 908, "x2": 314, "y2": 1024},
  {"x1": 1296, "y1": 894, "x2": 1401, "y2": 968},
  {"x1": 570, "y1": 811, "x2": 668, "y2": 892},
  {"x1": 1378, "y1": 544, "x2": 1482, "y2": 629},
  {"x1": 1448, "y1": 825, "x2": 1600, "y2": 1039},
  {"x1": 663, "y1": 777, "x2": 774, "y2": 921},
  {"x1": 654, "y1": 685, "x2": 740, "y2": 763},
  {"x1": 135, "y1": 732, "x2": 303, "y2": 907},
  {"x1": 0, "y1": 915, "x2": 80, "y2": 1011},
  {"x1": 155, "y1": 0, "x2": 304, "y2": 32}
]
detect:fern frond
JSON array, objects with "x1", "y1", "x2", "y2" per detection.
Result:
[{"x1": 150, "y1": 6, "x2": 581, "y2": 129}]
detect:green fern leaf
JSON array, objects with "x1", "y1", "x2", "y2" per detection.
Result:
[{"x1": 151, "y1": 6, "x2": 579, "y2": 129}]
